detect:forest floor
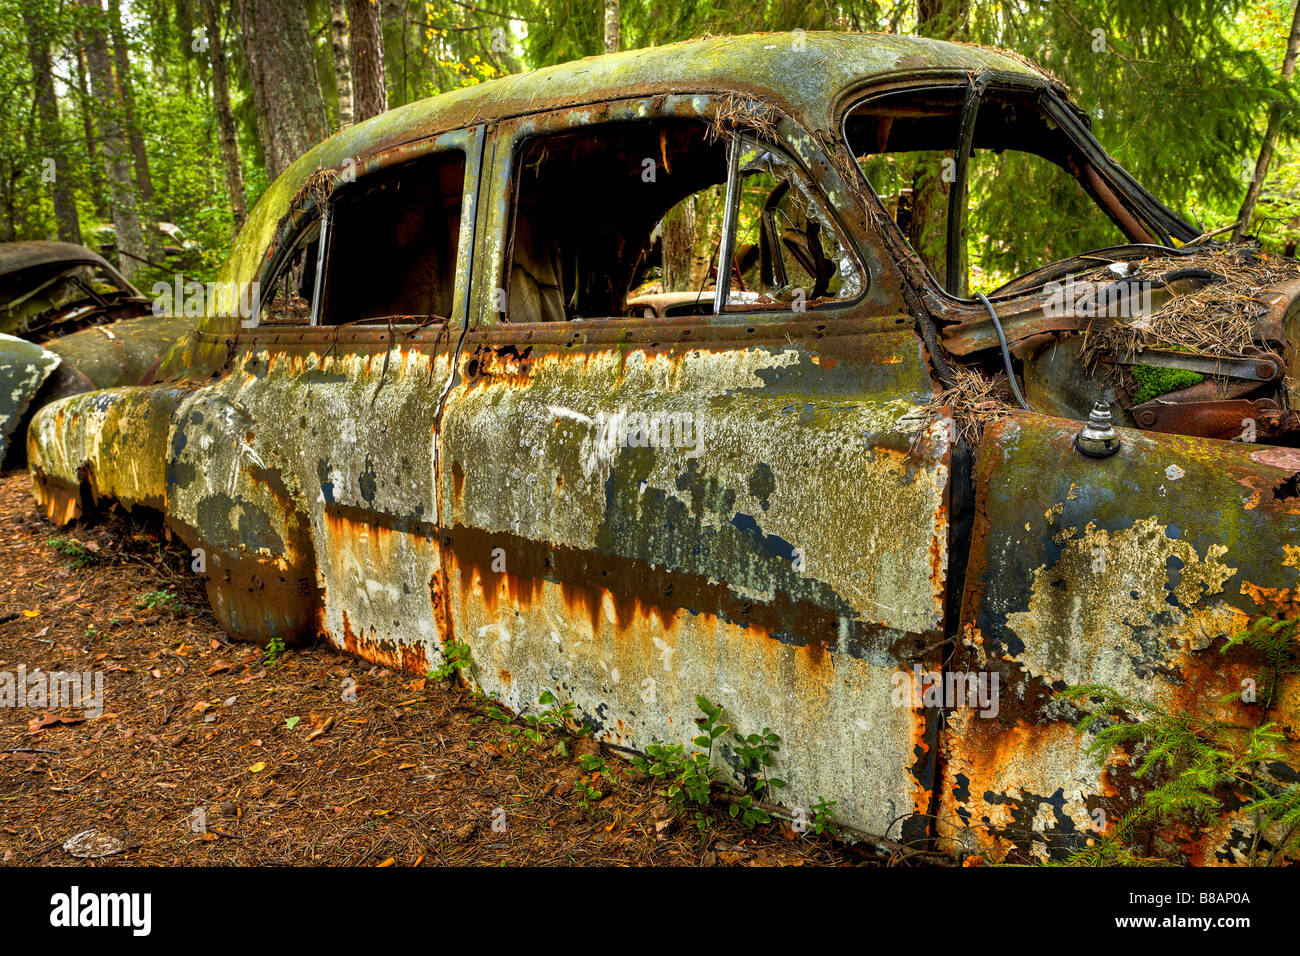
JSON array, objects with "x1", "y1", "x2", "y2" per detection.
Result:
[{"x1": 0, "y1": 470, "x2": 889, "y2": 867}]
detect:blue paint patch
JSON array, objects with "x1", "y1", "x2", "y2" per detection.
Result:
[{"x1": 730, "y1": 512, "x2": 797, "y2": 562}]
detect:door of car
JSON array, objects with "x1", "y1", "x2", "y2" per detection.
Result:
[
  {"x1": 435, "y1": 95, "x2": 954, "y2": 838},
  {"x1": 165, "y1": 126, "x2": 485, "y2": 666}
]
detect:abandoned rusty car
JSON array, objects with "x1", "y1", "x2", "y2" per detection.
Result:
[{"x1": 24, "y1": 32, "x2": 1300, "y2": 862}]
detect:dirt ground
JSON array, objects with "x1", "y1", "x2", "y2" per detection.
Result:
[{"x1": 0, "y1": 470, "x2": 897, "y2": 867}]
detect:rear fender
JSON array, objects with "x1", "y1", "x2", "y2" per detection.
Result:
[{"x1": 164, "y1": 389, "x2": 319, "y2": 645}]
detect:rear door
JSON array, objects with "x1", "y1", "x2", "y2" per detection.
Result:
[{"x1": 165, "y1": 126, "x2": 484, "y2": 663}]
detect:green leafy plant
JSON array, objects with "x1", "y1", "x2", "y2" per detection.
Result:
[
  {"x1": 487, "y1": 690, "x2": 577, "y2": 755},
  {"x1": 574, "y1": 752, "x2": 613, "y2": 811},
  {"x1": 520, "y1": 690, "x2": 575, "y2": 745},
  {"x1": 727, "y1": 723, "x2": 786, "y2": 829},
  {"x1": 262, "y1": 634, "x2": 286, "y2": 667},
  {"x1": 46, "y1": 536, "x2": 98, "y2": 569},
  {"x1": 808, "y1": 797, "x2": 840, "y2": 838},
  {"x1": 427, "y1": 639, "x2": 473, "y2": 681},
  {"x1": 631, "y1": 696, "x2": 731, "y2": 832},
  {"x1": 137, "y1": 589, "x2": 181, "y2": 613},
  {"x1": 732, "y1": 725, "x2": 786, "y2": 798}
]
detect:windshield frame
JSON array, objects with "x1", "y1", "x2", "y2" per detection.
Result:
[{"x1": 839, "y1": 71, "x2": 1199, "y2": 307}]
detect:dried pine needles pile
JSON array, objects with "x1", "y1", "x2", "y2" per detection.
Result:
[
  {"x1": 920, "y1": 366, "x2": 1014, "y2": 447},
  {"x1": 1077, "y1": 242, "x2": 1300, "y2": 368}
]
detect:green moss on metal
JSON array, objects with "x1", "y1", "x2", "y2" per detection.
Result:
[{"x1": 1131, "y1": 364, "x2": 1204, "y2": 404}]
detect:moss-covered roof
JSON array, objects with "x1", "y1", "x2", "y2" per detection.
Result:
[{"x1": 220, "y1": 31, "x2": 1055, "y2": 289}]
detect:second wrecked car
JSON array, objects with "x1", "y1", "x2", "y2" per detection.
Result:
[{"x1": 0, "y1": 240, "x2": 190, "y2": 464}]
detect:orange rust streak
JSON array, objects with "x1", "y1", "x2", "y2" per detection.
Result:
[{"x1": 339, "y1": 609, "x2": 430, "y2": 675}]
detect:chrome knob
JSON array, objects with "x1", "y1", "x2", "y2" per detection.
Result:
[{"x1": 1075, "y1": 402, "x2": 1121, "y2": 458}]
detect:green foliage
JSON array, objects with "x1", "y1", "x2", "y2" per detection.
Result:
[
  {"x1": 1059, "y1": 613, "x2": 1300, "y2": 866},
  {"x1": 1131, "y1": 364, "x2": 1206, "y2": 403},
  {"x1": 427, "y1": 639, "x2": 473, "y2": 681},
  {"x1": 808, "y1": 797, "x2": 840, "y2": 838},
  {"x1": 631, "y1": 695, "x2": 730, "y2": 833},
  {"x1": 507, "y1": 690, "x2": 576, "y2": 754},
  {"x1": 1222, "y1": 615, "x2": 1300, "y2": 710},
  {"x1": 732, "y1": 725, "x2": 786, "y2": 798},
  {"x1": 262, "y1": 634, "x2": 286, "y2": 667},
  {"x1": 574, "y1": 752, "x2": 613, "y2": 811},
  {"x1": 136, "y1": 589, "x2": 180, "y2": 613},
  {"x1": 631, "y1": 696, "x2": 792, "y2": 833},
  {"x1": 46, "y1": 536, "x2": 97, "y2": 569},
  {"x1": 3, "y1": 0, "x2": 1297, "y2": 288}
]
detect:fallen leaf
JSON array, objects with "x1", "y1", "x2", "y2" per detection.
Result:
[
  {"x1": 305, "y1": 716, "x2": 335, "y2": 742},
  {"x1": 27, "y1": 712, "x2": 85, "y2": 733}
]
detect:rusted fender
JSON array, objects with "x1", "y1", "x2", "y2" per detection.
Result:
[
  {"x1": 940, "y1": 414, "x2": 1300, "y2": 863},
  {"x1": 0, "y1": 333, "x2": 61, "y2": 463},
  {"x1": 163, "y1": 369, "x2": 327, "y2": 648},
  {"x1": 43, "y1": 315, "x2": 192, "y2": 389},
  {"x1": 27, "y1": 385, "x2": 183, "y2": 524}
]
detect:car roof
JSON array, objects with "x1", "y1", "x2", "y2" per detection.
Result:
[
  {"x1": 216, "y1": 31, "x2": 1059, "y2": 312},
  {"x1": 0, "y1": 241, "x2": 117, "y2": 279}
]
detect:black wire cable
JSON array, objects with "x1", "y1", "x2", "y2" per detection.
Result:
[{"x1": 975, "y1": 291, "x2": 1033, "y2": 412}]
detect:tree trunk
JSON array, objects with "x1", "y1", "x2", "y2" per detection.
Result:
[
  {"x1": 604, "y1": 0, "x2": 619, "y2": 54},
  {"x1": 23, "y1": 8, "x2": 81, "y2": 243},
  {"x1": 73, "y1": 32, "x2": 110, "y2": 220},
  {"x1": 917, "y1": 0, "x2": 968, "y2": 39},
  {"x1": 107, "y1": 0, "x2": 154, "y2": 206},
  {"x1": 202, "y1": 0, "x2": 248, "y2": 231},
  {"x1": 330, "y1": 0, "x2": 355, "y2": 129},
  {"x1": 1234, "y1": 0, "x2": 1300, "y2": 240},
  {"x1": 236, "y1": 0, "x2": 330, "y2": 180},
  {"x1": 662, "y1": 196, "x2": 694, "y2": 292},
  {"x1": 348, "y1": 0, "x2": 386, "y2": 121},
  {"x1": 79, "y1": 0, "x2": 146, "y2": 281}
]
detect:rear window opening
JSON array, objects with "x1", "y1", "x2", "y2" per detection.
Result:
[{"x1": 322, "y1": 149, "x2": 466, "y2": 326}]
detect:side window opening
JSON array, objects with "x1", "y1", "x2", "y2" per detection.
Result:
[
  {"x1": 258, "y1": 217, "x2": 322, "y2": 325},
  {"x1": 503, "y1": 117, "x2": 862, "y2": 322},
  {"x1": 322, "y1": 149, "x2": 466, "y2": 325}
]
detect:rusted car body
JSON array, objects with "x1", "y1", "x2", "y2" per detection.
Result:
[
  {"x1": 0, "y1": 241, "x2": 189, "y2": 464},
  {"x1": 25, "y1": 33, "x2": 1300, "y2": 862}
]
